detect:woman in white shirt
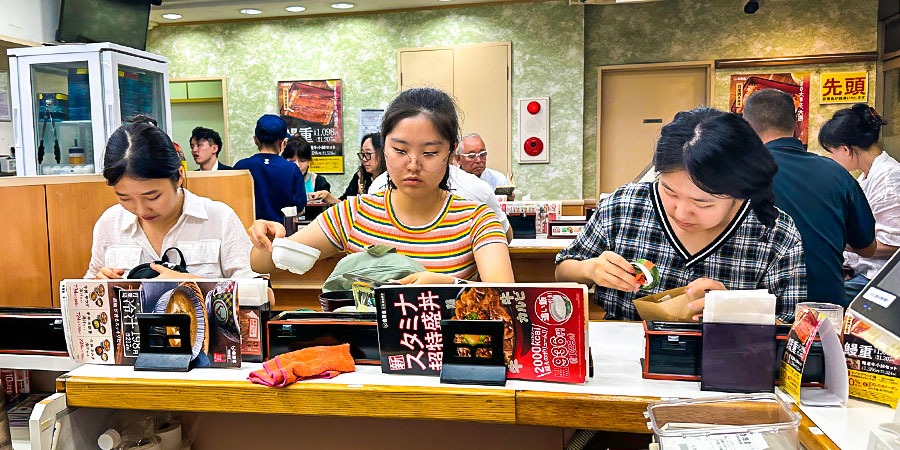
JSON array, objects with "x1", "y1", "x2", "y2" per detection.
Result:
[
  {"x1": 86, "y1": 117, "x2": 256, "y2": 279},
  {"x1": 820, "y1": 104, "x2": 900, "y2": 302}
]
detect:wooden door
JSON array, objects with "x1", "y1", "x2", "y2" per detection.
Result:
[
  {"x1": 399, "y1": 49, "x2": 453, "y2": 93},
  {"x1": 598, "y1": 66, "x2": 709, "y2": 194},
  {"x1": 454, "y1": 43, "x2": 511, "y2": 177},
  {"x1": 0, "y1": 185, "x2": 52, "y2": 307}
]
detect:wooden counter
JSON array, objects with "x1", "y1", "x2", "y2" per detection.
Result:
[{"x1": 56, "y1": 322, "x2": 845, "y2": 449}]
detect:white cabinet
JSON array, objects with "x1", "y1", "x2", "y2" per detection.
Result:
[{"x1": 8, "y1": 43, "x2": 171, "y2": 176}]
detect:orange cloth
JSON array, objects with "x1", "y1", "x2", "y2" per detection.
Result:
[{"x1": 249, "y1": 344, "x2": 355, "y2": 387}]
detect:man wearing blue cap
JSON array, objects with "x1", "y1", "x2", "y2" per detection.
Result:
[{"x1": 234, "y1": 114, "x2": 307, "y2": 222}]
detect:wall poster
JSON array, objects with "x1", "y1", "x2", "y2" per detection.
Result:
[
  {"x1": 820, "y1": 71, "x2": 868, "y2": 104},
  {"x1": 730, "y1": 73, "x2": 811, "y2": 145},
  {"x1": 278, "y1": 79, "x2": 343, "y2": 173}
]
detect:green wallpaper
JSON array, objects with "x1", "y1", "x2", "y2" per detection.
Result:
[
  {"x1": 148, "y1": 0, "x2": 879, "y2": 201},
  {"x1": 147, "y1": 0, "x2": 584, "y2": 200},
  {"x1": 583, "y1": 0, "x2": 878, "y2": 197}
]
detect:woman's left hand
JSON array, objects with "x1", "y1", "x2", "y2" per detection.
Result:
[
  {"x1": 395, "y1": 271, "x2": 456, "y2": 285},
  {"x1": 685, "y1": 278, "x2": 727, "y2": 321},
  {"x1": 151, "y1": 263, "x2": 201, "y2": 279}
]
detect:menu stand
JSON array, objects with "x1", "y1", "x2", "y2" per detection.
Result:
[
  {"x1": 134, "y1": 313, "x2": 193, "y2": 372},
  {"x1": 440, "y1": 319, "x2": 507, "y2": 386}
]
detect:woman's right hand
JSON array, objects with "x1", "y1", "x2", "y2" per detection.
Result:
[
  {"x1": 247, "y1": 220, "x2": 286, "y2": 252},
  {"x1": 96, "y1": 267, "x2": 124, "y2": 279},
  {"x1": 310, "y1": 191, "x2": 339, "y2": 205},
  {"x1": 585, "y1": 251, "x2": 640, "y2": 292}
]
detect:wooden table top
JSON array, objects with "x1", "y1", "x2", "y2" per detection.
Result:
[{"x1": 57, "y1": 322, "x2": 842, "y2": 449}]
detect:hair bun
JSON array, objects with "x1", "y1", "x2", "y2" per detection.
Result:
[{"x1": 852, "y1": 104, "x2": 886, "y2": 131}]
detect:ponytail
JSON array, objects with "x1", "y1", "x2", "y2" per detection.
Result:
[{"x1": 749, "y1": 183, "x2": 778, "y2": 230}]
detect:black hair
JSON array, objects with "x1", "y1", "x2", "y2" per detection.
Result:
[
  {"x1": 190, "y1": 126, "x2": 223, "y2": 156},
  {"x1": 742, "y1": 89, "x2": 796, "y2": 136},
  {"x1": 129, "y1": 114, "x2": 157, "y2": 127},
  {"x1": 358, "y1": 132, "x2": 385, "y2": 192},
  {"x1": 380, "y1": 88, "x2": 457, "y2": 191},
  {"x1": 103, "y1": 116, "x2": 182, "y2": 187},
  {"x1": 653, "y1": 107, "x2": 779, "y2": 229},
  {"x1": 819, "y1": 103, "x2": 887, "y2": 153},
  {"x1": 256, "y1": 136, "x2": 282, "y2": 150},
  {"x1": 283, "y1": 133, "x2": 313, "y2": 161}
]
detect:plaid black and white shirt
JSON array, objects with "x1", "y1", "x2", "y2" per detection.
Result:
[{"x1": 556, "y1": 182, "x2": 806, "y2": 322}]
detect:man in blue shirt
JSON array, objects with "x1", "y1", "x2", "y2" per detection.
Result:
[
  {"x1": 234, "y1": 115, "x2": 306, "y2": 222},
  {"x1": 743, "y1": 89, "x2": 876, "y2": 307}
]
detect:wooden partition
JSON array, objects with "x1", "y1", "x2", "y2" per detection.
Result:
[
  {"x1": 45, "y1": 180, "x2": 117, "y2": 306},
  {"x1": 0, "y1": 183, "x2": 52, "y2": 307},
  {"x1": 0, "y1": 171, "x2": 256, "y2": 308}
]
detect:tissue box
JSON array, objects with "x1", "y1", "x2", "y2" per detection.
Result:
[{"x1": 701, "y1": 323, "x2": 776, "y2": 393}]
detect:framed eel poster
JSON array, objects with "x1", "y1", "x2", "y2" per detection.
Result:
[
  {"x1": 278, "y1": 79, "x2": 344, "y2": 174},
  {"x1": 730, "y1": 73, "x2": 810, "y2": 145}
]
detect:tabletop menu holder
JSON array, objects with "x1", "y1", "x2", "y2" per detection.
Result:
[
  {"x1": 440, "y1": 319, "x2": 507, "y2": 386},
  {"x1": 134, "y1": 313, "x2": 193, "y2": 372}
]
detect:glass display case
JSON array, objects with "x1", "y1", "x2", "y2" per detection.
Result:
[{"x1": 8, "y1": 43, "x2": 171, "y2": 176}]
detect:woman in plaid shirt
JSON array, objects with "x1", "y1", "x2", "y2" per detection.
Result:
[{"x1": 556, "y1": 108, "x2": 806, "y2": 322}]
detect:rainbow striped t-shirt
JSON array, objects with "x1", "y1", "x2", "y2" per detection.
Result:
[{"x1": 316, "y1": 190, "x2": 508, "y2": 280}]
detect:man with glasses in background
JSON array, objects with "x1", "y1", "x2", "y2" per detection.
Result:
[
  {"x1": 456, "y1": 133, "x2": 513, "y2": 199},
  {"x1": 368, "y1": 132, "x2": 513, "y2": 242}
]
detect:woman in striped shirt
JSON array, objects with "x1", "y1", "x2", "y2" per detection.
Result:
[{"x1": 248, "y1": 88, "x2": 514, "y2": 283}]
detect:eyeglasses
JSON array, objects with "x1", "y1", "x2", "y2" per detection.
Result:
[
  {"x1": 385, "y1": 148, "x2": 449, "y2": 172},
  {"x1": 458, "y1": 150, "x2": 488, "y2": 161},
  {"x1": 357, "y1": 152, "x2": 375, "y2": 162}
]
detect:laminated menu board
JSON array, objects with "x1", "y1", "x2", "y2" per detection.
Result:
[
  {"x1": 374, "y1": 284, "x2": 589, "y2": 383},
  {"x1": 844, "y1": 315, "x2": 900, "y2": 407},
  {"x1": 61, "y1": 279, "x2": 241, "y2": 368}
]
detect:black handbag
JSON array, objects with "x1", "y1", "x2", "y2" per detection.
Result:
[{"x1": 126, "y1": 247, "x2": 190, "y2": 279}]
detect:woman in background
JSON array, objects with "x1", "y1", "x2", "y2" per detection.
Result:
[
  {"x1": 820, "y1": 104, "x2": 900, "y2": 302},
  {"x1": 312, "y1": 133, "x2": 385, "y2": 204},
  {"x1": 282, "y1": 133, "x2": 331, "y2": 198}
]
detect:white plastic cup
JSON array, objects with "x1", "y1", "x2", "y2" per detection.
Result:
[{"x1": 795, "y1": 302, "x2": 844, "y2": 334}]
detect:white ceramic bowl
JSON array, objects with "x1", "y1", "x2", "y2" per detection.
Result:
[{"x1": 272, "y1": 238, "x2": 321, "y2": 275}]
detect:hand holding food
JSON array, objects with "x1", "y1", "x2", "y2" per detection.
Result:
[
  {"x1": 685, "y1": 277, "x2": 727, "y2": 321},
  {"x1": 587, "y1": 251, "x2": 640, "y2": 292},
  {"x1": 247, "y1": 220, "x2": 286, "y2": 252}
]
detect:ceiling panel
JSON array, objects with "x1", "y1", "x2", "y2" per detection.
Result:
[{"x1": 152, "y1": 0, "x2": 524, "y2": 24}]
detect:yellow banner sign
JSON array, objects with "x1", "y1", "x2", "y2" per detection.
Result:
[
  {"x1": 820, "y1": 72, "x2": 867, "y2": 104},
  {"x1": 848, "y1": 369, "x2": 900, "y2": 408},
  {"x1": 310, "y1": 156, "x2": 344, "y2": 174}
]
